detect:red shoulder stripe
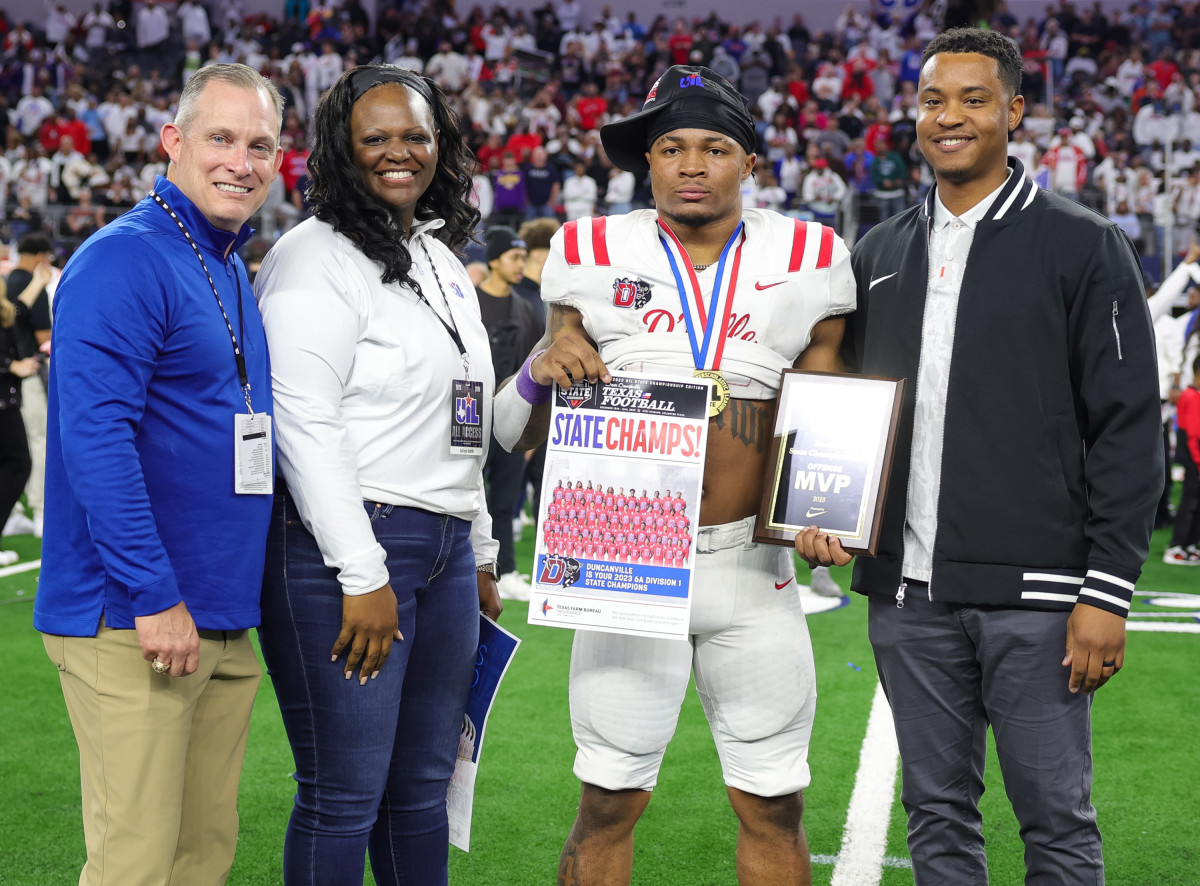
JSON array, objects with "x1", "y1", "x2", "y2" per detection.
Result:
[
  {"x1": 816, "y1": 225, "x2": 834, "y2": 270},
  {"x1": 592, "y1": 217, "x2": 610, "y2": 266},
  {"x1": 788, "y1": 218, "x2": 807, "y2": 272},
  {"x1": 564, "y1": 220, "x2": 581, "y2": 265}
]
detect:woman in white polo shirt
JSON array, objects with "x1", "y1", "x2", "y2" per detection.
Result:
[{"x1": 254, "y1": 66, "x2": 501, "y2": 886}]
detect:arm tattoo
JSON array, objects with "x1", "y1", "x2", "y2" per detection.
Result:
[
  {"x1": 549, "y1": 306, "x2": 570, "y2": 338},
  {"x1": 557, "y1": 832, "x2": 583, "y2": 886}
]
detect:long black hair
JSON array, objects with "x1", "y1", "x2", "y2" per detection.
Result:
[{"x1": 307, "y1": 65, "x2": 480, "y2": 286}]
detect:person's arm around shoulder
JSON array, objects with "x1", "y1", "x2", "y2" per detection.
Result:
[
  {"x1": 1062, "y1": 222, "x2": 1163, "y2": 695},
  {"x1": 53, "y1": 237, "x2": 199, "y2": 675}
]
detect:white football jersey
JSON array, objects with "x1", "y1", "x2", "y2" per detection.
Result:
[{"x1": 541, "y1": 209, "x2": 855, "y2": 399}]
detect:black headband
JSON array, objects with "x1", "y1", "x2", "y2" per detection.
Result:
[
  {"x1": 348, "y1": 67, "x2": 431, "y2": 105},
  {"x1": 644, "y1": 97, "x2": 756, "y2": 157}
]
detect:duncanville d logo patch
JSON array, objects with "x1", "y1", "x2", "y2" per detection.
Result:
[
  {"x1": 539, "y1": 556, "x2": 582, "y2": 588},
  {"x1": 612, "y1": 277, "x2": 652, "y2": 309}
]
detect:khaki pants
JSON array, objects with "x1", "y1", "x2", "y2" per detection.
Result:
[
  {"x1": 19, "y1": 376, "x2": 46, "y2": 519},
  {"x1": 43, "y1": 624, "x2": 261, "y2": 886}
]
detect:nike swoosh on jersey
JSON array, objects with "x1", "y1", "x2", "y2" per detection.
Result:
[
  {"x1": 755, "y1": 280, "x2": 785, "y2": 290},
  {"x1": 805, "y1": 506, "x2": 827, "y2": 518},
  {"x1": 869, "y1": 272, "x2": 898, "y2": 289},
  {"x1": 774, "y1": 578, "x2": 794, "y2": 590}
]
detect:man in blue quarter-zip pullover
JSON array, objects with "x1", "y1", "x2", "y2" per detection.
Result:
[
  {"x1": 34, "y1": 64, "x2": 282, "y2": 886},
  {"x1": 798, "y1": 29, "x2": 1161, "y2": 885}
]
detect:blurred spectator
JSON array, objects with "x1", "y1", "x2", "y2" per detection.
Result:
[
  {"x1": 755, "y1": 167, "x2": 788, "y2": 212},
  {"x1": 1044, "y1": 128, "x2": 1088, "y2": 200},
  {"x1": 800, "y1": 156, "x2": 846, "y2": 224},
  {"x1": 136, "y1": 0, "x2": 170, "y2": 51},
  {"x1": 491, "y1": 151, "x2": 527, "y2": 228},
  {"x1": 81, "y1": 3, "x2": 115, "y2": 50},
  {"x1": 63, "y1": 188, "x2": 106, "y2": 239},
  {"x1": 763, "y1": 110, "x2": 799, "y2": 164},
  {"x1": 570, "y1": 82, "x2": 608, "y2": 132},
  {"x1": 604, "y1": 165, "x2": 634, "y2": 215},
  {"x1": 477, "y1": 227, "x2": 540, "y2": 600},
  {"x1": 1111, "y1": 198, "x2": 1144, "y2": 250},
  {"x1": 427, "y1": 41, "x2": 469, "y2": 93},
  {"x1": 513, "y1": 217, "x2": 558, "y2": 311},
  {"x1": 871, "y1": 134, "x2": 907, "y2": 220},
  {"x1": 45, "y1": 4, "x2": 77, "y2": 47},
  {"x1": 178, "y1": 0, "x2": 212, "y2": 47},
  {"x1": 524, "y1": 146, "x2": 560, "y2": 220},
  {"x1": 15, "y1": 85, "x2": 55, "y2": 139},
  {"x1": 4, "y1": 233, "x2": 53, "y2": 540},
  {"x1": 1173, "y1": 165, "x2": 1200, "y2": 251},
  {"x1": 561, "y1": 158, "x2": 598, "y2": 220}
]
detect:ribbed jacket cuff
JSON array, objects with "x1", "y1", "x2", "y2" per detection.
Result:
[{"x1": 1076, "y1": 567, "x2": 1135, "y2": 618}]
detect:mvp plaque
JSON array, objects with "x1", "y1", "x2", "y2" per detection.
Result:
[{"x1": 755, "y1": 370, "x2": 904, "y2": 555}]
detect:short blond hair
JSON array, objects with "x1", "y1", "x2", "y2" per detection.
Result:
[{"x1": 175, "y1": 64, "x2": 284, "y2": 136}]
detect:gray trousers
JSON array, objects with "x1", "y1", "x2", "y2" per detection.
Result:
[{"x1": 868, "y1": 593, "x2": 1104, "y2": 885}]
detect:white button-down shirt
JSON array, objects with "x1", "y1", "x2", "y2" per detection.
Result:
[{"x1": 902, "y1": 173, "x2": 1009, "y2": 582}]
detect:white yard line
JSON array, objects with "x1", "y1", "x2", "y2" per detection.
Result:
[
  {"x1": 814, "y1": 854, "x2": 911, "y2": 869},
  {"x1": 1127, "y1": 622, "x2": 1200, "y2": 633},
  {"x1": 0, "y1": 559, "x2": 40, "y2": 579},
  {"x1": 829, "y1": 681, "x2": 902, "y2": 886}
]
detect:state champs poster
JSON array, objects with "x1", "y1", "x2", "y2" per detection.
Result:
[{"x1": 528, "y1": 372, "x2": 711, "y2": 640}]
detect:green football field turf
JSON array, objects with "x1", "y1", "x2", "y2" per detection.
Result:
[{"x1": 2, "y1": 523, "x2": 1197, "y2": 885}]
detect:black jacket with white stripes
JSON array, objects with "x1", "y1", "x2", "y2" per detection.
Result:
[{"x1": 845, "y1": 158, "x2": 1162, "y2": 618}]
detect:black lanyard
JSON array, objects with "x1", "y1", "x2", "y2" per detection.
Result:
[
  {"x1": 414, "y1": 239, "x2": 470, "y2": 376},
  {"x1": 151, "y1": 191, "x2": 255, "y2": 413}
]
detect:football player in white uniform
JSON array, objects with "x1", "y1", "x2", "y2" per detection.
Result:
[{"x1": 493, "y1": 65, "x2": 856, "y2": 886}]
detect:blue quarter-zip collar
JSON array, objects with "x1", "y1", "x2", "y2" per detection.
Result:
[{"x1": 151, "y1": 175, "x2": 256, "y2": 259}]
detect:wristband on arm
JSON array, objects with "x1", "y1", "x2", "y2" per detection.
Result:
[
  {"x1": 494, "y1": 349, "x2": 549, "y2": 451},
  {"x1": 516, "y1": 349, "x2": 551, "y2": 405}
]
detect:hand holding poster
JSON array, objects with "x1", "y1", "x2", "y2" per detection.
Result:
[{"x1": 528, "y1": 372, "x2": 711, "y2": 639}]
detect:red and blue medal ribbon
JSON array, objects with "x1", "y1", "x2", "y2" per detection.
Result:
[{"x1": 657, "y1": 219, "x2": 745, "y2": 372}]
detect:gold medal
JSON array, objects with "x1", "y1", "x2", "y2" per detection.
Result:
[{"x1": 694, "y1": 369, "x2": 730, "y2": 417}]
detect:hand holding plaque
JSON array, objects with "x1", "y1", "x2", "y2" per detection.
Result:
[{"x1": 755, "y1": 370, "x2": 905, "y2": 556}]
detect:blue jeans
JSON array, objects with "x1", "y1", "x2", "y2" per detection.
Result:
[{"x1": 259, "y1": 485, "x2": 479, "y2": 886}]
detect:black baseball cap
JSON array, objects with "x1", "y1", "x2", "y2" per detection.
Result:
[
  {"x1": 600, "y1": 65, "x2": 756, "y2": 173},
  {"x1": 485, "y1": 226, "x2": 526, "y2": 262}
]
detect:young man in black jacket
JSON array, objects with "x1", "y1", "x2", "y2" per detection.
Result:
[
  {"x1": 478, "y1": 226, "x2": 543, "y2": 599},
  {"x1": 798, "y1": 28, "x2": 1162, "y2": 885}
]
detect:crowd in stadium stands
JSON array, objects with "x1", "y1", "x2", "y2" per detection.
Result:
[
  {"x1": 2, "y1": 0, "x2": 1200, "y2": 280},
  {"x1": 5, "y1": 0, "x2": 1200, "y2": 566}
]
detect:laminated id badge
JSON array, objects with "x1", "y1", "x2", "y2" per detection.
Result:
[
  {"x1": 451, "y1": 379, "x2": 485, "y2": 456},
  {"x1": 234, "y1": 412, "x2": 273, "y2": 494}
]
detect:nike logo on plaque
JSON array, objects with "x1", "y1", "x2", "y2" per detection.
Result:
[
  {"x1": 805, "y1": 506, "x2": 827, "y2": 518},
  {"x1": 755, "y1": 280, "x2": 785, "y2": 290},
  {"x1": 869, "y1": 273, "x2": 898, "y2": 289}
]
